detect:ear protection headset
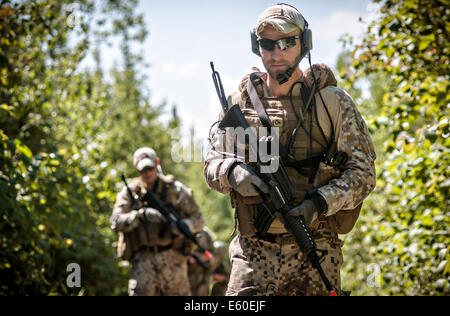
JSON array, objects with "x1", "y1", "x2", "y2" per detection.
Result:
[{"x1": 250, "y1": 3, "x2": 313, "y2": 84}]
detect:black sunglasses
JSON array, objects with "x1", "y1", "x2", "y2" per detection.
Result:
[{"x1": 257, "y1": 35, "x2": 300, "y2": 51}]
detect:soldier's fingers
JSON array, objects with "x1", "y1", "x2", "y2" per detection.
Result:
[
  {"x1": 245, "y1": 185, "x2": 260, "y2": 197},
  {"x1": 236, "y1": 183, "x2": 259, "y2": 197},
  {"x1": 286, "y1": 204, "x2": 304, "y2": 217},
  {"x1": 250, "y1": 175, "x2": 269, "y2": 194}
]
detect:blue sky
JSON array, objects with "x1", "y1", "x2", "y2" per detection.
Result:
[{"x1": 99, "y1": 0, "x2": 377, "y2": 150}]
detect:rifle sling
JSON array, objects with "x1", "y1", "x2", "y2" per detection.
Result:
[
  {"x1": 247, "y1": 76, "x2": 334, "y2": 234},
  {"x1": 284, "y1": 152, "x2": 325, "y2": 179},
  {"x1": 144, "y1": 179, "x2": 177, "y2": 233},
  {"x1": 247, "y1": 74, "x2": 290, "y2": 160}
]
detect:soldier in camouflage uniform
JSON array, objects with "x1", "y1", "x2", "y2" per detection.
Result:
[
  {"x1": 111, "y1": 147, "x2": 205, "y2": 296},
  {"x1": 204, "y1": 3, "x2": 376, "y2": 296}
]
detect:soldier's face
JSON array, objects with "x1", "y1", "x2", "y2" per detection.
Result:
[
  {"x1": 259, "y1": 25, "x2": 301, "y2": 80},
  {"x1": 139, "y1": 166, "x2": 158, "y2": 187}
]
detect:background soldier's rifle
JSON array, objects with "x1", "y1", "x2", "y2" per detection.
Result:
[{"x1": 120, "y1": 174, "x2": 212, "y2": 271}]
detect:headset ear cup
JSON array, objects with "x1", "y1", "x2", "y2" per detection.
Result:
[
  {"x1": 300, "y1": 28, "x2": 312, "y2": 60},
  {"x1": 251, "y1": 30, "x2": 261, "y2": 57}
]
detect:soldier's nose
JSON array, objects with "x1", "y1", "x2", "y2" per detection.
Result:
[{"x1": 270, "y1": 45, "x2": 284, "y2": 58}]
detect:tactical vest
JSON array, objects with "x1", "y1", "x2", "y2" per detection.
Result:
[
  {"x1": 229, "y1": 75, "x2": 361, "y2": 237},
  {"x1": 117, "y1": 174, "x2": 189, "y2": 260}
]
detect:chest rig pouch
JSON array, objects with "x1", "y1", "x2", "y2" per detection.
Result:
[{"x1": 125, "y1": 176, "x2": 183, "y2": 257}]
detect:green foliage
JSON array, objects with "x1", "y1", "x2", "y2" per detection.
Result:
[
  {"x1": 179, "y1": 134, "x2": 235, "y2": 244},
  {"x1": 0, "y1": 0, "x2": 234, "y2": 295},
  {"x1": 0, "y1": 134, "x2": 128, "y2": 295},
  {"x1": 339, "y1": 0, "x2": 449, "y2": 295},
  {"x1": 0, "y1": 0, "x2": 174, "y2": 295},
  {"x1": 5, "y1": 0, "x2": 447, "y2": 297},
  {"x1": 165, "y1": 128, "x2": 234, "y2": 270},
  {"x1": 180, "y1": 159, "x2": 234, "y2": 271}
]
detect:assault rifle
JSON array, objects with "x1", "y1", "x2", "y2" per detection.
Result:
[
  {"x1": 210, "y1": 62, "x2": 338, "y2": 296},
  {"x1": 120, "y1": 174, "x2": 212, "y2": 271}
]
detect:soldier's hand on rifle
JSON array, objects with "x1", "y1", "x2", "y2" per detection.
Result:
[
  {"x1": 137, "y1": 207, "x2": 164, "y2": 223},
  {"x1": 285, "y1": 194, "x2": 328, "y2": 227},
  {"x1": 228, "y1": 163, "x2": 269, "y2": 197}
]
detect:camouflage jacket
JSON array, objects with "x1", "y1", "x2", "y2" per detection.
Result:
[{"x1": 111, "y1": 173, "x2": 205, "y2": 260}]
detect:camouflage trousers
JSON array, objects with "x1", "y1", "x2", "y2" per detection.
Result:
[
  {"x1": 226, "y1": 232, "x2": 343, "y2": 296},
  {"x1": 188, "y1": 262, "x2": 212, "y2": 296},
  {"x1": 129, "y1": 248, "x2": 191, "y2": 296}
]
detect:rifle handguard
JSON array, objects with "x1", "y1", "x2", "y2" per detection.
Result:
[{"x1": 284, "y1": 214, "x2": 317, "y2": 255}]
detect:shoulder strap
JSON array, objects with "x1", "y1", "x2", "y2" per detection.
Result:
[
  {"x1": 247, "y1": 73, "x2": 272, "y2": 129},
  {"x1": 247, "y1": 73, "x2": 291, "y2": 160},
  {"x1": 300, "y1": 83, "x2": 312, "y2": 116}
]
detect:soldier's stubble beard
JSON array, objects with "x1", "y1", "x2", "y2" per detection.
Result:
[{"x1": 262, "y1": 51, "x2": 302, "y2": 83}]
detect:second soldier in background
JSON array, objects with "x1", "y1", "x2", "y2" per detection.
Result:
[{"x1": 111, "y1": 147, "x2": 205, "y2": 296}]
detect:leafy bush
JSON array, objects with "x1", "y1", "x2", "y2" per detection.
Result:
[{"x1": 340, "y1": 0, "x2": 449, "y2": 296}]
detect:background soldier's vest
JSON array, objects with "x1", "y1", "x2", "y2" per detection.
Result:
[
  {"x1": 230, "y1": 77, "x2": 361, "y2": 237},
  {"x1": 117, "y1": 174, "x2": 190, "y2": 260}
]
